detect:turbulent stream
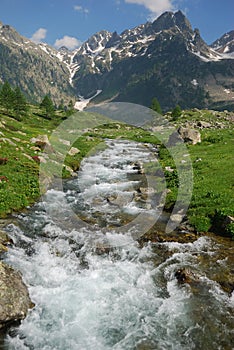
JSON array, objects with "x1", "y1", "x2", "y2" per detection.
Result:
[{"x1": 1, "y1": 140, "x2": 234, "y2": 349}]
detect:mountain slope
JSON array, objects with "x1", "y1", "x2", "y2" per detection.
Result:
[
  {"x1": 70, "y1": 11, "x2": 234, "y2": 110},
  {"x1": 211, "y1": 30, "x2": 234, "y2": 55},
  {"x1": 0, "y1": 22, "x2": 75, "y2": 105},
  {"x1": 0, "y1": 13, "x2": 233, "y2": 111}
]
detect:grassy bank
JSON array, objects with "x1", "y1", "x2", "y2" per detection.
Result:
[{"x1": 0, "y1": 106, "x2": 233, "y2": 237}]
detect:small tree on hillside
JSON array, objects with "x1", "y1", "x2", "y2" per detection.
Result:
[
  {"x1": 40, "y1": 95, "x2": 55, "y2": 118},
  {"x1": 0, "y1": 81, "x2": 14, "y2": 113},
  {"x1": 171, "y1": 104, "x2": 182, "y2": 120},
  {"x1": 12, "y1": 87, "x2": 28, "y2": 117},
  {"x1": 150, "y1": 97, "x2": 162, "y2": 115}
]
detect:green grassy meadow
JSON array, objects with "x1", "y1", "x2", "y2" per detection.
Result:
[{"x1": 0, "y1": 106, "x2": 233, "y2": 236}]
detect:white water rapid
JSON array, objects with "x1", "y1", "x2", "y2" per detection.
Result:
[{"x1": 2, "y1": 140, "x2": 234, "y2": 350}]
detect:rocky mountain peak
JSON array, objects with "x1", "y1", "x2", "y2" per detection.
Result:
[
  {"x1": 0, "y1": 24, "x2": 24, "y2": 44},
  {"x1": 81, "y1": 30, "x2": 112, "y2": 55},
  {"x1": 151, "y1": 10, "x2": 192, "y2": 33},
  {"x1": 105, "y1": 31, "x2": 121, "y2": 48},
  {"x1": 58, "y1": 46, "x2": 70, "y2": 52},
  {"x1": 174, "y1": 10, "x2": 192, "y2": 32},
  {"x1": 211, "y1": 30, "x2": 234, "y2": 54}
]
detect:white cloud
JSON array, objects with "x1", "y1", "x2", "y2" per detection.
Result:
[
  {"x1": 31, "y1": 28, "x2": 47, "y2": 43},
  {"x1": 74, "y1": 5, "x2": 89, "y2": 14},
  {"x1": 74, "y1": 5, "x2": 82, "y2": 11},
  {"x1": 125, "y1": 0, "x2": 175, "y2": 18},
  {"x1": 54, "y1": 36, "x2": 82, "y2": 50}
]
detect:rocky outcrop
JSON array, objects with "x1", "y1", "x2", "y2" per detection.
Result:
[
  {"x1": 197, "y1": 121, "x2": 212, "y2": 128},
  {"x1": 68, "y1": 147, "x2": 80, "y2": 156},
  {"x1": 177, "y1": 126, "x2": 201, "y2": 145},
  {"x1": 0, "y1": 230, "x2": 12, "y2": 254},
  {"x1": 30, "y1": 135, "x2": 51, "y2": 150},
  {"x1": 0, "y1": 262, "x2": 33, "y2": 329}
]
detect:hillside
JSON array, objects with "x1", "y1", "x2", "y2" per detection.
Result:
[
  {"x1": 71, "y1": 11, "x2": 234, "y2": 111},
  {"x1": 0, "y1": 22, "x2": 75, "y2": 105}
]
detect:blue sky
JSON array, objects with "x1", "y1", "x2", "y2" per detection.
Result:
[{"x1": 0, "y1": 0, "x2": 233, "y2": 49}]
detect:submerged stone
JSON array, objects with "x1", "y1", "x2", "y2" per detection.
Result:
[{"x1": 175, "y1": 268, "x2": 199, "y2": 284}]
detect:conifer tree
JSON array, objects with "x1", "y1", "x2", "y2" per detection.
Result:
[
  {"x1": 171, "y1": 104, "x2": 182, "y2": 120},
  {"x1": 40, "y1": 95, "x2": 55, "y2": 118},
  {"x1": 150, "y1": 97, "x2": 162, "y2": 115},
  {"x1": 0, "y1": 81, "x2": 14, "y2": 113},
  {"x1": 12, "y1": 87, "x2": 28, "y2": 117}
]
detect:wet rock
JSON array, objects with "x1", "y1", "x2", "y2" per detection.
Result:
[
  {"x1": 139, "y1": 227, "x2": 199, "y2": 245},
  {"x1": 94, "y1": 243, "x2": 111, "y2": 255},
  {"x1": 139, "y1": 187, "x2": 155, "y2": 195},
  {"x1": 218, "y1": 281, "x2": 234, "y2": 296},
  {"x1": 132, "y1": 161, "x2": 145, "y2": 174},
  {"x1": 0, "y1": 230, "x2": 12, "y2": 254},
  {"x1": 175, "y1": 268, "x2": 199, "y2": 284},
  {"x1": 106, "y1": 192, "x2": 134, "y2": 207},
  {"x1": 0, "y1": 262, "x2": 33, "y2": 329}
]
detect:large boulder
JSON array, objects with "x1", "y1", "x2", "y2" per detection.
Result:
[
  {"x1": 0, "y1": 230, "x2": 12, "y2": 254},
  {"x1": 0, "y1": 262, "x2": 33, "y2": 329},
  {"x1": 68, "y1": 147, "x2": 80, "y2": 156},
  {"x1": 30, "y1": 134, "x2": 51, "y2": 150},
  {"x1": 178, "y1": 126, "x2": 201, "y2": 145}
]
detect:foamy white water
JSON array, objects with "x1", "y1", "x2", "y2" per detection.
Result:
[{"x1": 3, "y1": 140, "x2": 234, "y2": 349}]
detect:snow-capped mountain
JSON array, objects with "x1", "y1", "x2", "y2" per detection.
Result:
[
  {"x1": 71, "y1": 11, "x2": 224, "y2": 78},
  {"x1": 211, "y1": 30, "x2": 234, "y2": 56},
  {"x1": 0, "y1": 12, "x2": 233, "y2": 110},
  {"x1": 69, "y1": 11, "x2": 233, "y2": 110}
]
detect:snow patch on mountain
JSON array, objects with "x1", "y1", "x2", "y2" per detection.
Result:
[{"x1": 74, "y1": 90, "x2": 102, "y2": 111}]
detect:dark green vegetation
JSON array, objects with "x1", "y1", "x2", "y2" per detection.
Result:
[
  {"x1": 150, "y1": 97, "x2": 162, "y2": 114},
  {"x1": 0, "y1": 100, "x2": 233, "y2": 237},
  {"x1": 0, "y1": 24, "x2": 75, "y2": 105},
  {"x1": 162, "y1": 109, "x2": 234, "y2": 236},
  {"x1": 0, "y1": 82, "x2": 28, "y2": 118}
]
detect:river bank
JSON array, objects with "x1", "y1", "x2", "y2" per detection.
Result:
[{"x1": 0, "y1": 138, "x2": 233, "y2": 349}]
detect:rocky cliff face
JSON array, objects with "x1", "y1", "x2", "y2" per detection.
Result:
[{"x1": 211, "y1": 30, "x2": 234, "y2": 55}]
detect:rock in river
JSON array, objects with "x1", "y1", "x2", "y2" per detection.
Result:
[{"x1": 0, "y1": 262, "x2": 33, "y2": 329}]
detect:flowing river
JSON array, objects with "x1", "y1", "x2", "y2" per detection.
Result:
[{"x1": 1, "y1": 139, "x2": 234, "y2": 349}]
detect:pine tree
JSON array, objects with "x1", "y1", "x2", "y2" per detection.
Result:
[
  {"x1": 12, "y1": 87, "x2": 28, "y2": 117},
  {"x1": 0, "y1": 81, "x2": 14, "y2": 113},
  {"x1": 171, "y1": 104, "x2": 182, "y2": 120},
  {"x1": 65, "y1": 100, "x2": 75, "y2": 116},
  {"x1": 40, "y1": 95, "x2": 55, "y2": 118},
  {"x1": 150, "y1": 97, "x2": 162, "y2": 115}
]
